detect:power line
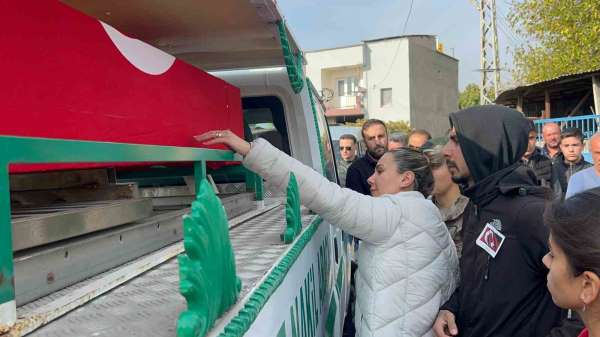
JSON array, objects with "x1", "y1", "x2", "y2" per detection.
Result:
[
  {"x1": 372, "y1": 0, "x2": 415, "y2": 88},
  {"x1": 401, "y1": 0, "x2": 415, "y2": 35}
]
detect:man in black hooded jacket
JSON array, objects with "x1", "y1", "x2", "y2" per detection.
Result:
[{"x1": 433, "y1": 105, "x2": 582, "y2": 337}]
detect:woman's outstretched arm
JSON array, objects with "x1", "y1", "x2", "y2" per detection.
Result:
[{"x1": 194, "y1": 130, "x2": 401, "y2": 244}]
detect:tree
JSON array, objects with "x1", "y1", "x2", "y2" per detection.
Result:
[
  {"x1": 459, "y1": 83, "x2": 480, "y2": 109},
  {"x1": 508, "y1": 0, "x2": 600, "y2": 84}
]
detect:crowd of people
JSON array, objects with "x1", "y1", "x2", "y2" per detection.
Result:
[{"x1": 196, "y1": 104, "x2": 600, "y2": 337}]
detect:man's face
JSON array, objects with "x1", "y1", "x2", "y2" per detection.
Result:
[
  {"x1": 339, "y1": 138, "x2": 357, "y2": 161},
  {"x1": 590, "y1": 136, "x2": 600, "y2": 173},
  {"x1": 388, "y1": 140, "x2": 403, "y2": 151},
  {"x1": 408, "y1": 133, "x2": 429, "y2": 149},
  {"x1": 524, "y1": 131, "x2": 537, "y2": 158},
  {"x1": 442, "y1": 128, "x2": 471, "y2": 185},
  {"x1": 560, "y1": 136, "x2": 584, "y2": 163},
  {"x1": 543, "y1": 123, "x2": 561, "y2": 149},
  {"x1": 363, "y1": 124, "x2": 388, "y2": 159}
]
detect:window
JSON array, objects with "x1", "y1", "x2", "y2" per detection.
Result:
[
  {"x1": 337, "y1": 79, "x2": 346, "y2": 96},
  {"x1": 347, "y1": 77, "x2": 358, "y2": 95},
  {"x1": 242, "y1": 96, "x2": 290, "y2": 155},
  {"x1": 337, "y1": 77, "x2": 359, "y2": 96},
  {"x1": 380, "y1": 88, "x2": 392, "y2": 107}
]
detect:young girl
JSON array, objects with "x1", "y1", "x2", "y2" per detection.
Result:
[
  {"x1": 543, "y1": 188, "x2": 600, "y2": 337},
  {"x1": 195, "y1": 130, "x2": 458, "y2": 337}
]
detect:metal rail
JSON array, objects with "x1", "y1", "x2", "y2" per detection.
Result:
[{"x1": 0, "y1": 135, "x2": 263, "y2": 333}]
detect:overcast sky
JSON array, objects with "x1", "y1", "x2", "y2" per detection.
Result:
[{"x1": 278, "y1": 0, "x2": 521, "y2": 91}]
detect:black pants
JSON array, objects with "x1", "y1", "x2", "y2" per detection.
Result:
[{"x1": 342, "y1": 261, "x2": 358, "y2": 337}]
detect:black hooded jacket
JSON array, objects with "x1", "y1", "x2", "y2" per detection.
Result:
[{"x1": 440, "y1": 106, "x2": 582, "y2": 337}]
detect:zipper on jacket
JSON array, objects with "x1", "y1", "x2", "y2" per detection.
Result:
[{"x1": 484, "y1": 256, "x2": 491, "y2": 280}]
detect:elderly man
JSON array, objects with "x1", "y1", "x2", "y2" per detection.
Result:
[
  {"x1": 566, "y1": 132, "x2": 600, "y2": 198},
  {"x1": 336, "y1": 134, "x2": 358, "y2": 187},
  {"x1": 408, "y1": 129, "x2": 432, "y2": 149},
  {"x1": 541, "y1": 122, "x2": 561, "y2": 162},
  {"x1": 387, "y1": 132, "x2": 407, "y2": 151}
]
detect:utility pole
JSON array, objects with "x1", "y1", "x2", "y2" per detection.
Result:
[{"x1": 470, "y1": 0, "x2": 501, "y2": 105}]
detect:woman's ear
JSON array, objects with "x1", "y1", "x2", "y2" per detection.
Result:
[
  {"x1": 580, "y1": 271, "x2": 600, "y2": 306},
  {"x1": 400, "y1": 171, "x2": 416, "y2": 190}
]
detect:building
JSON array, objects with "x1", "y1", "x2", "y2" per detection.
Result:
[{"x1": 305, "y1": 35, "x2": 458, "y2": 137}]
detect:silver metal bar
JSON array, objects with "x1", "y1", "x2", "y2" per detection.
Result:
[
  {"x1": 14, "y1": 209, "x2": 187, "y2": 305},
  {"x1": 19, "y1": 203, "x2": 292, "y2": 337},
  {"x1": 12, "y1": 199, "x2": 153, "y2": 251}
]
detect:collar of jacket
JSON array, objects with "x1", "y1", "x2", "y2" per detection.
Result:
[
  {"x1": 462, "y1": 163, "x2": 548, "y2": 207},
  {"x1": 434, "y1": 194, "x2": 469, "y2": 222},
  {"x1": 542, "y1": 145, "x2": 561, "y2": 158},
  {"x1": 555, "y1": 152, "x2": 586, "y2": 167},
  {"x1": 364, "y1": 152, "x2": 379, "y2": 166}
]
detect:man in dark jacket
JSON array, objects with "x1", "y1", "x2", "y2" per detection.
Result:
[
  {"x1": 345, "y1": 119, "x2": 388, "y2": 195},
  {"x1": 433, "y1": 105, "x2": 582, "y2": 337},
  {"x1": 551, "y1": 127, "x2": 592, "y2": 199},
  {"x1": 523, "y1": 121, "x2": 552, "y2": 186}
]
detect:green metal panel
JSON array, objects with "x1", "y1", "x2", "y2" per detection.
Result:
[
  {"x1": 194, "y1": 161, "x2": 207, "y2": 195},
  {"x1": 0, "y1": 164, "x2": 13, "y2": 305},
  {"x1": 0, "y1": 136, "x2": 234, "y2": 164},
  {"x1": 281, "y1": 173, "x2": 301, "y2": 244},
  {"x1": 277, "y1": 21, "x2": 304, "y2": 94},
  {"x1": 254, "y1": 175, "x2": 264, "y2": 201},
  {"x1": 0, "y1": 135, "x2": 236, "y2": 323}
]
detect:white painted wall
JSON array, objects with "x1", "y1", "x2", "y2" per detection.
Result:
[
  {"x1": 305, "y1": 45, "x2": 363, "y2": 93},
  {"x1": 363, "y1": 38, "x2": 411, "y2": 122},
  {"x1": 305, "y1": 36, "x2": 458, "y2": 136}
]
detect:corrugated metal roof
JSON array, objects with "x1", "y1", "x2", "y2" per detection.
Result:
[{"x1": 496, "y1": 67, "x2": 600, "y2": 103}]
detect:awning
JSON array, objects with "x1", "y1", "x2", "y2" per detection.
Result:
[
  {"x1": 325, "y1": 107, "x2": 364, "y2": 117},
  {"x1": 61, "y1": 0, "x2": 302, "y2": 71}
]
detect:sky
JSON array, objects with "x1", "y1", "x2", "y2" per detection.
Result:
[{"x1": 277, "y1": 0, "x2": 522, "y2": 91}]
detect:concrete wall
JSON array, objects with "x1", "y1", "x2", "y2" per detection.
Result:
[
  {"x1": 363, "y1": 39, "x2": 411, "y2": 122},
  {"x1": 305, "y1": 45, "x2": 363, "y2": 92},
  {"x1": 408, "y1": 37, "x2": 458, "y2": 137},
  {"x1": 305, "y1": 36, "x2": 458, "y2": 135}
]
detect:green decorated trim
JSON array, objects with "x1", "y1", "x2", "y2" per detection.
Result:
[
  {"x1": 178, "y1": 179, "x2": 242, "y2": 337},
  {"x1": 306, "y1": 79, "x2": 328, "y2": 173},
  {"x1": 218, "y1": 216, "x2": 324, "y2": 337},
  {"x1": 277, "y1": 21, "x2": 304, "y2": 94},
  {"x1": 281, "y1": 173, "x2": 301, "y2": 243}
]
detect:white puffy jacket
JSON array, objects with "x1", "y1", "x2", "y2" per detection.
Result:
[{"x1": 243, "y1": 139, "x2": 459, "y2": 337}]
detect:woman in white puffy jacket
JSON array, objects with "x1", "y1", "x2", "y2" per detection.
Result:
[{"x1": 195, "y1": 130, "x2": 459, "y2": 337}]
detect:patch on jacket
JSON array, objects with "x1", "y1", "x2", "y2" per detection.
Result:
[{"x1": 476, "y1": 220, "x2": 505, "y2": 258}]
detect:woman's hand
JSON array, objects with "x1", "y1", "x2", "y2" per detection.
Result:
[{"x1": 194, "y1": 130, "x2": 251, "y2": 156}]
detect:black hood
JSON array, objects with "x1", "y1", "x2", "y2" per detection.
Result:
[{"x1": 449, "y1": 105, "x2": 529, "y2": 183}]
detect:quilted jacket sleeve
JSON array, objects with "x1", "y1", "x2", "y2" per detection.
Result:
[{"x1": 243, "y1": 139, "x2": 401, "y2": 245}]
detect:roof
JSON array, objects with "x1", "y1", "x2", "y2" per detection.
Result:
[
  {"x1": 61, "y1": 0, "x2": 301, "y2": 71},
  {"x1": 363, "y1": 34, "x2": 435, "y2": 43},
  {"x1": 305, "y1": 34, "x2": 437, "y2": 54},
  {"x1": 305, "y1": 43, "x2": 362, "y2": 54},
  {"x1": 496, "y1": 68, "x2": 600, "y2": 104},
  {"x1": 324, "y1": 106, "x2": 363, "y2": 117}
]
